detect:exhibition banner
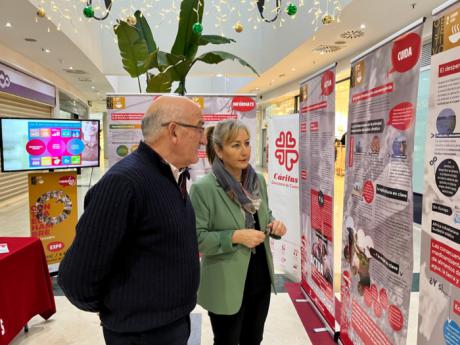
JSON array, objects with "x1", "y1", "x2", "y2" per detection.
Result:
[
  {"x1": 106, "y1": 94, "x2": 157, "y2": 167},
  {"x1": 418, "y1": 2, "x2": 460, "y2": 344},
  {"x1": 106, "y1": 94, "x2": 257, "y2": 180},
  {"x1": 268, "y1": 114, "x2": 301, "y2": 281},
  {"x1": 340, "y1": 19, "x2": 424, "y2": 345},
  {"x1": 299, "y1": 63, "x2": 337, "y2": 328},
  {"x1": 28, "y1": 171, "x2": 77, "y2": 269}
]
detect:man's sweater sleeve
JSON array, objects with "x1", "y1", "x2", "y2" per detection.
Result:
[{"x1": 58, "y1": 174, "x2": 134, "y2": 312}]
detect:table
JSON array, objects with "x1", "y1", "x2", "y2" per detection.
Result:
[{"x1": 0, "y1": 237, "x2": 56, "y2": 345}]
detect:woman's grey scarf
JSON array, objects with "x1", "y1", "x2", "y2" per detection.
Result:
[{"x1": 212, "y1": 157, "x2": 261, "y2": 229}]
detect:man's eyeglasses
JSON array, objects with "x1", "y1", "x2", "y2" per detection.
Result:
[{"x1": 161, "y1": 121, "x2": 205, "y2": 133}]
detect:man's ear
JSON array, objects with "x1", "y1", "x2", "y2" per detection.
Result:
[{"x1": 168, "y1": 123, "x2": 178, "y2": 144}]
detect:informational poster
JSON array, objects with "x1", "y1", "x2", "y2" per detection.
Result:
[
  {"x1": 418, "y1": 2, "x2": 460, "y2": 344},
  {"x1": 106, "y1": 95, "x2": 155, "y2": 167},
  {"x1": 106, "y1": 94, "x2": 257, "y2": 181},
  {"x1": 28, "y1": 171, "x2": 77, "y2": 270},
  {"x1": 340, "y1": 20, "x2": 424, "y2": 345},
  {"x1": 268, "y1": 114, "x2": 301, "y2": 281},
  {"x1": 299, "y1": 63, "x2": 336, "y2": 328}
]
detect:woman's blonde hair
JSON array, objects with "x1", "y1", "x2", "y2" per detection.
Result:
[{"x1": 205, "y1": 119, "x2": 250, "y2": 164}]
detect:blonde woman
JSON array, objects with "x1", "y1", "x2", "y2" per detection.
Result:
[{"x1": 190, "y1": 119, "x2": 286, "y2": 345}]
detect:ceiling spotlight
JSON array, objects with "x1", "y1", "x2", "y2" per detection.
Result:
[
  {"x1": 41, "y1": 48, "x2": 51, "y2": 53},
  {"x1": 360, "y1": 23, "x2": 366, "y2": 30},
  {"x1": 216, "y1": 73, "x2": 224, "y2": 77},
  {"x1": 5, "y1": 22, "x2": 12, "y2": 28},
  {"x1": 291, "y1": 67, "x2": 296, "y2": 72},
  {"x1": 91, "y1": 86, "x2": 96, "y2": 89},
  {"x1": 69, "y1": 66, "x2": 73, "y2": 70}
]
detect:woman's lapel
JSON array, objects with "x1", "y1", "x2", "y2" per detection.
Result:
[{"x1": 214, "y1": 179, "x2": 245, "y2": 229}]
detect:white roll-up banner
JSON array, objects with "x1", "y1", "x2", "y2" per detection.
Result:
[
  {"x1": 268, "y1": 114, "x2": 301, "y2": 282},
  {"x1": 418, "y1": 1, "x2": 460, "y2": 345},
  {"x1": 106, "y1": 94, "x2": 257, "y2": 181},
  {"x1": 340, "y1": 19, "x2": 424, "y2": 345},
  {"x1": 299, "y1": 63, "x2": 337, "y2": 328}
]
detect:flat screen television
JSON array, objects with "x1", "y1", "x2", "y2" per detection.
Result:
[{"x1": 0, "y1": 118, "x2": 100, "y2": 172}]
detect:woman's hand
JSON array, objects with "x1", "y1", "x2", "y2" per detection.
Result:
[
  {"x1": 232, "y1": 229, "x2": 266, "y2": 248},
  {"x1": 267, "y1": 220, "x2": 287, "y2": 238}
]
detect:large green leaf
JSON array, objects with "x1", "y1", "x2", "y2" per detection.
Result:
[
  {"x1": 143, "y1": 50, "x2": 191, "y2": 83},
  {"x1": 146, "y1": 68, "x2": 175, "y2": 93},
  {"x1": 114, "y1": 21, "x2": 149, "y2": 77},
  {"x1": 198, "y1": 35, "x2": 235, "y2": 46},
  {"x1": 171, "y1": 0, "x2": 204, "y2": 59},
  {"x1": 134, "y1": 10, "x2": 157, "y2": 53},
  {"x1": 193, "y1": 51, "x2": 259, "y2": 76}
]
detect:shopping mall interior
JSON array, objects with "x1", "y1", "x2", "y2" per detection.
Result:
[{"x1": 0, "y1": 0, "x2": 456, "y2": 344}]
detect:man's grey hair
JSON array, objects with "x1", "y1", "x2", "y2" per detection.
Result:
[{"x1": 141, "y1": 101, "x2": 182, "y2": 143}]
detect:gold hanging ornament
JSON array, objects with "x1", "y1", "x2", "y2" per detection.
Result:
[
  {"x1": 233, "y1": 22, "x2": 244, "y2": 33},
  {"x1": 37, "y1": 7, "x2": 46, "y2": 18},
  {"x1": 126, "y1": 14, "x2": 137, "y2": 26},
  {"x1": 322, "y1": 14, "x2": 335, "y2": 25}
]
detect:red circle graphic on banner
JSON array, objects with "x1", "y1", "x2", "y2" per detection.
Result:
[
  {"x1": 362, "y1": 180, "x2": 375, "y2": 204},
  {"x1": 321, "y1": 70, "x2": 335, "y2": 96},
  {"x1": 388, "y1": 305, "x2": 404, "y2": 331},
  {"x1": 380, "y1": 288, "x2": 388, "y2": 310},
  {"x1": 388, "y1": 102, "x2": 415, "y2": 130},
  {"x1": 391, "y1": 32, "x2": 421, "y2": 73},
  {"x1": 231, "y1": 96, "x2": 256, "y2": 112}
]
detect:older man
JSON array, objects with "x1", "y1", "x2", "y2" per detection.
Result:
[{"x1": 58, "y1": 95, "x2": 206, "y2": 345}]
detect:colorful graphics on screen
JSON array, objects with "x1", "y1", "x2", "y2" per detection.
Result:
[{"x1": 1, "y1": 119, "x2": 99, "y2": 172}]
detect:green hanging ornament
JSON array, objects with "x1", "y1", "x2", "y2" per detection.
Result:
[
  {"x1": 83, "y1": 6, "x2": 94, "y2": 18},
  {"x1": 286, "y1": 3, "x2": 297, "y2": 16},
  {"x1": 192, "y1": 22, "x2": 203, "y2": 34}
]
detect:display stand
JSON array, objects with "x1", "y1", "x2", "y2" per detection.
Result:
[{"x1": 299, "y1": 286, "x2": 342, "y2": 343}]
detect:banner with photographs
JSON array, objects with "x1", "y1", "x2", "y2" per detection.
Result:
[
  {"x1": 299, "y1": 64, "x2": 337, "y2": 328},
  {"x1": 106, "y1": 94, "x2": 257, "y2": 181},
  {"x1": 268, "y1": 114, "x2": 301, "y2": 281},
  {"x1": 418, "y1": 2, "x2": 460, "y2": 344},
  {"x1": 28, "y1": 171, "x2": 77, "y2": 272},
  {"x1": 340, "y1": 20, "x2": 424, "y2": 345}
]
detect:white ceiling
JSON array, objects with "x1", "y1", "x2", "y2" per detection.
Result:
[
  {"x1": 242, "y1": 0, "x2": 447, "y2": 97},
  {"x1": 0, "y1": 0, "x2": 113, "y2": 102},
  {"x1": 0, "y1": 0, "x2": 448, "y2": 103}
]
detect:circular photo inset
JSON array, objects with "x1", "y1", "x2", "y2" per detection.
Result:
[
  {"x1": 392, "y1": 134, "x2": 407, "y2": 157},
  {"x1": 436, "y1": 108, "x2": 456, "y2": 135},
  {"x1": 116, "y1": 145, "x2": 129, "y2": 157}
]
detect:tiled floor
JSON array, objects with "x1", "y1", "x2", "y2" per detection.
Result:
[{"x1": 10, "y1": 294, "x2": 312, "y2": 345}]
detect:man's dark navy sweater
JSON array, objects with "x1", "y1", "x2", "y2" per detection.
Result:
[{"x1": 58, "y1": 141, "x2": 200, "y2": 332}]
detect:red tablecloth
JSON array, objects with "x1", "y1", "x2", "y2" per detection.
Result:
[{"x1": 0, "y1": 237, "x2": 56, "y2": 345}]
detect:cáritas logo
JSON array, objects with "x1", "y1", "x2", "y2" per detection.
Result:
[
  {"x1": 59, "y1": 175, "x2": 76, "y2": 187},
  {"x1": 274, "y1": 131, "x2": 299, "y2": 171}
]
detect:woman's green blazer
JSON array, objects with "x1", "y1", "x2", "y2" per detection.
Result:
[{"x1": 190, "y1": 172, "x2": 275, "y2": 315}]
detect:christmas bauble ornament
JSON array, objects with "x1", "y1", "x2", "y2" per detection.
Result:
[
  {"x1": 192, "y1": 22, "x2": 203, "y2": 34},
  {"x1": 234, "y1": 22, "x2": 243, "y2": 33},
  {"x1": 126, "y1": 14, "x2": 137, "y2": 26},
  {"x1": 37, "y1": 7, "x2": 46, "y2": 18},
  {"x1": 83, "y1": 6, "x2": 94, "y2": 18},
  {"x1": 286, "y1": 3, "x2": 297, "y2": 16},
  {"x1": 322, "y1": 14, "x2": 335, "y2": 25}
]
